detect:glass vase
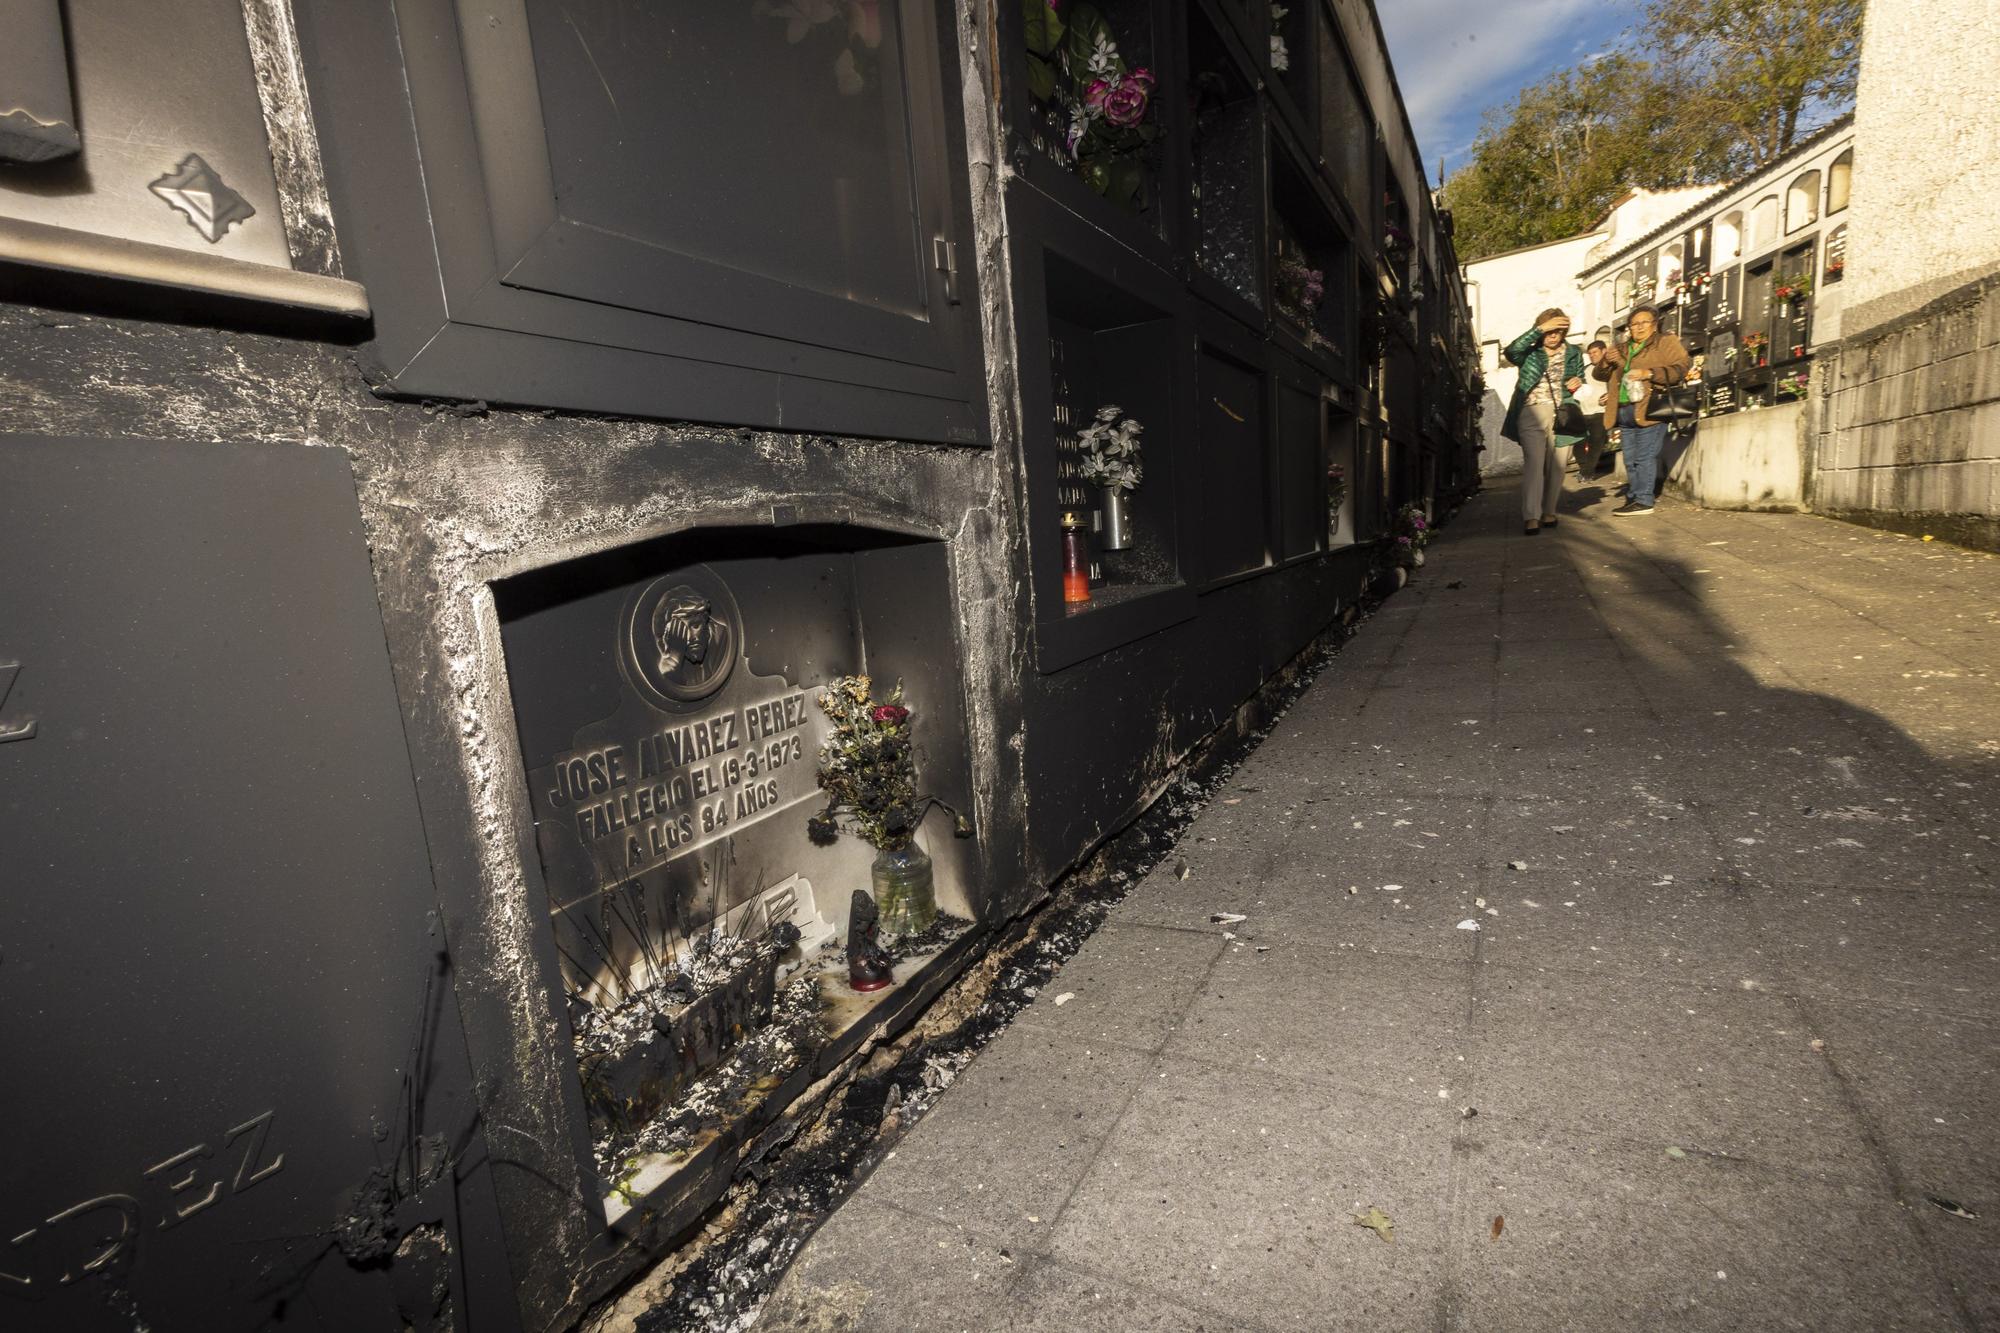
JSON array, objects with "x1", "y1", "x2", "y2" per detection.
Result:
[{"x1": 871, "y1": 843, "x2": 936, "y2": 937}]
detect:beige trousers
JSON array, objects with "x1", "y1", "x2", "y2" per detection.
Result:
[{"x1": 1517, "y1": 397, "x2": 1571, "y2": 522}]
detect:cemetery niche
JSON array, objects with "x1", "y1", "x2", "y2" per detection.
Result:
[{"x1": 492, "y1": 526, "x2": 979, "y2": 1223}]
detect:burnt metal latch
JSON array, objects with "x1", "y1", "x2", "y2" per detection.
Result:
[
  {"x1": 933, "y1": 237, "x2": 961, "y2": 305},
  {"x1": 0, "y1": 0, "x2": 82, "y2": 164},
  {"x1": 0, "y1": 661, "x2": 36, "y2": 743}
]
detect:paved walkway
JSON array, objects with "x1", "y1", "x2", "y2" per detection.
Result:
[{"x1": 757, "y1": 482, "x2": 2000, "y2": 1332}]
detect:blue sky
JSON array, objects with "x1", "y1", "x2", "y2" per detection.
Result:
[{"x1": 1377, "y1": 0, "x2": 1635, "y2": 182}]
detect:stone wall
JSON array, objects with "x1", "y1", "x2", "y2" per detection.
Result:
[
  {"x1": 1668, "y1": 402, "x2": 1806, "y2": 512},
  {"x1": 1807, "y1": 275, "x2": 2000, "y2": 548},
  {"x1": 1842, "y1": 0, "x2": 2000, "y2": 333},
  {"x1": 1793, "y1": 0, "x2": 2000, "y2": 546}
]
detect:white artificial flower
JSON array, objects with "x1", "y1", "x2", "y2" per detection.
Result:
[
  {"x1": 833, "y1": 48, "x2": 863, "y2": 95},
  {"x1": 1088, "y1": 31, "x2": 1120, "y2": 78}
]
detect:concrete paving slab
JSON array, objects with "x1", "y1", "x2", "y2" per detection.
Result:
[
  {"x1": 1048, "y1": 1061, "x2": 1457, "y2": 1333},
  {"x1": 860, "y1": 1026, "x2": 1152, "y2": 1245},
  {"x1": 995, "y1": 1259, "x2": 1224, "y2": 1332},
  {"x1": 1474, "y1": 871, "x2": 1778, "y2": 992},
  {"x1": 1798, "y1": 1001, "x2": 2000, "y2": 1325},
  {"x1": 757, "y1": 484, "x2": 2000, "y2": 1333},
  {"x1": 758, "y1": 1196, "x2": 1017, "y2": 1332},
  {"x1": 1469, "y1": 969, "x2": 1877, "y2": 1180},
  {"x1": 1714, "y1": 808, "x2": 1994, "y2": 891},
  {"x1": 1168, "y1": 945, "x2": 1474, "y2": 1103},
  {"x1": 1487, "y1": 797, "x2": 1732, "y2": 882},
  {"x1": 1010, "y1": 922, "x2": 1224, "y2": 1055},
  {"x1": 1450, "y1": 1131, "x2": 1958, "y2": 1332}
]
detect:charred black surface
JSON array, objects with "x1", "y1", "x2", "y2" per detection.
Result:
[{"x1": 620, "y1": 583, "x2": 1419, "y2": 1331}]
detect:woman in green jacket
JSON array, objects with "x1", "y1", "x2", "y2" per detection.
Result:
[{"x1": 1500, "y1": 308, "x2": 1587, "y2": 534}]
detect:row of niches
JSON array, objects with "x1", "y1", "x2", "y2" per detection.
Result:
[
  {"x1": 1033, "y1": 248, "x2": 1348, "y2": 637},
  {"x1": 1012, "y1": 0, "x2": 1372, "y2": 339},
  {"x1": 1700, "y1": 365, "x2": 1814, "y2": 416},
  {"x1": 492, "y1": 529, "x2": 979, "y2": 1222},
  {"x1": 1045, "y1": 254, "x2": 1182, "y2": 607}
]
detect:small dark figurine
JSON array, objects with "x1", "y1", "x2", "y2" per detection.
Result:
[{"x1": 846, "y1": 890, "x2": 895, "y2": 993}]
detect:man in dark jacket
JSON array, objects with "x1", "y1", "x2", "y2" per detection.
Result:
[{"x1": 1594, "y1": 304, "x2": 1691, "y2": 516}]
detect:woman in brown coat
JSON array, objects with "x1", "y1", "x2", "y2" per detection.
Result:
[{"x1": 1593, "y1": 303, "x2": 1692, "y2": 516}]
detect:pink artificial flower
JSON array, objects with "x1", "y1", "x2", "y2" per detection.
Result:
[
  {"x1": 871, "y1": 704, "x2": 910, "y2": 726},
  {"x1": 846, "y1": 0, "x2": 882, "y2": 48},
  {"x1": 1087, "y1": 69, "x2": 1154, "y2": 128}
]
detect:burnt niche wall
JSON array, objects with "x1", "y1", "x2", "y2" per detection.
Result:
[
  {"x1": 0, "y1": 0, "x2": 1473, "y2": 1326},
  {"x1": 493, "y1": 525, "x2": 976, "y2": 1212}
]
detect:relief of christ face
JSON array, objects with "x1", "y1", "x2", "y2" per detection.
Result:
[
  {"x1": 655, "y1": 592, "x2": 714, "y2": 676},
  {"x1": 624, "y1": 570, "x2": 738, "y2": 708}
]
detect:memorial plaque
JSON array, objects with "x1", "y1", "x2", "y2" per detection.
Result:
[
  {"x1": 505, "y1": 559, "x2": 837, "y2": 1004},
  {"x1": 1708, "y1": 269, "x2": 1738, "y2": 329},
  {"x1": 535, "y1": 568, "x2": 820, "y2": 896},
  {"x1": 500, "y1": 534, "x2": 973, "y2": 1013}
]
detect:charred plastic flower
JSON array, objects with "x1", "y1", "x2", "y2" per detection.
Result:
[
  {"x1": 808, "y1": 677, "x2": 970, "y2": 853},
  {"x1": 1086, "y1": 68, "x2": 1155, "y2": 128}
]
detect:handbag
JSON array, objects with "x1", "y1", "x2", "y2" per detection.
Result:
[
  {"x1": 1554, "y1": 398, "x2": 1588, "y2": 434},
  {"x1": 1646, "y1": 377, "x2": 1700, "y2": 422},
  {"x1": 1549, "y1": 345, "x2": 1587, "y2": 434},
  {"x1": 1624, "y1": 339, "x2": 1698, "y2": 421}
]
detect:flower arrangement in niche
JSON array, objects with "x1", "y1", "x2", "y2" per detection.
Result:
[
  {"x1": 1777, "y1": 370, "x2": 1809, "y2": 400},
  {"x1": 1774, "y1": 273, "x2": 1813, "y2": 302},
  {"x1": 1390, "y1": 501, "x2": 1431, "y2": 566},
  {"x1": 1741, "y1": 330, "x2": 1770, "y2": 363},
  {"x1": 1274, "y1": 252, "x2": 1325, "y2": 333},
  {"x1": 1824, "y1": 256, "x2": 1846, "y2": 279},
  {"x1": 807, "y1": 677, "x2": 968, "y2": 852},
  {"x1": 755, "y1": 0, "x2": 884, "y2": 96},
  {"x1": 1076, "y1": 404, "x2": 1144, "y2": 491},
  {"x1": 1023, "y1": 0, "x2": 1160, "y2": 210},
  {"x1": 1269, "y1": 4, "x2": 1290, "y2": 71}
]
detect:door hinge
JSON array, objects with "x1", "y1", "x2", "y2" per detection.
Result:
[{"x1": 933, "y1": 237, "x2": 961, "y2": 305}]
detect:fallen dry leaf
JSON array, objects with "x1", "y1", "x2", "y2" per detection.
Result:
[
  {"x1": 1175, "y1": 862, "x2": 1191, "y2": 881},
  {"x1": 1353, "y1": 1207, "x2": 1394, "y2": 1243},
  {"x1": 1490, "y1": 1215, "x2": 1504, "y2": 1241}
]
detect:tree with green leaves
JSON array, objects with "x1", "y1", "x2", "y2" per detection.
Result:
[
  {"x1": 1643, "y1": 0, "x2": 1863, "y2": 169},
  {"x1": 1442, "y1": 0, "x2": 1861, "y2": 261},
  {"x1": 1442, "y1": 55, "x2": 1733, "y2": 259}
]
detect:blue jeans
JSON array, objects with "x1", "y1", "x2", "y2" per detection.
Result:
[{"x1": 1617, "y1": 404, "x2": 1668, "y2": 505}]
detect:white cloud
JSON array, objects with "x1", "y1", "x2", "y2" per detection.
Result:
[{"x1": 1378, "y1": 0, "x2": 1599, "y2": 164}]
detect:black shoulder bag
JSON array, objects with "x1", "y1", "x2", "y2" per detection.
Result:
[
  {"x1": 1643, "y1": 345, "x2": 1699, "y2": 421},
  {"x1": 1552, "y1": 348, "x2": 1588, "y2": 434}
]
